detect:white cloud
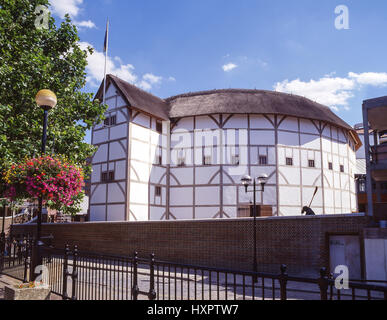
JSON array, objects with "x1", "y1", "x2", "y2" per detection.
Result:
[
  {"x1": 143, "y1": 73, "x2": 162, "y2": 85},
  {"x1": 348, "y1": 72, "x2": 387, "y2": 86},
  {"x1": 74, "y1": 20, "x2": 96, "y2": 29},
  {"x1": 274, "y1": 72, "x2": 387, "y2": 111},
  {"x1": 50, "y1": 0, "x2": 83, "y2": 18},
  {"x1": 222, "y1": 63, "x2": 238, "y2": 72},
  {"x1": 50, "y1": 0, "x2": 96, "y2": 29},
  {"x1": 79, "y1": 42, "x2": 168, "y2": 91}
]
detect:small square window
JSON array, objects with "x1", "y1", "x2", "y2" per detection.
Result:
[
  {"x1": 177, "y1": 157, "x2": 185, "y2": 167},
  {"x1": 108, "y1": 171, "x2": 115, "y2": 181},
  {"x1": 308, "y1": 160, "x2": 315, "y2": 168},
  {"x1": 286, "y1": 157, "x2": 293, "y2": 166},
  {"x1": 155, "y1": 186, "x2": 161, "y2": 197},
  {"x1": 104, "y1": 118, "x2": 110, "y2": 126},
  {"x1": 328, "y1": 162, "x2": 333, "y2": 170},
  {"x1": 156, "y1": 121, "x2": 163, "y2": 134},
  {"x1": 259, "y1": 156, "x2": 267, "y2": 165},
  {"x1": 231, "y1": 155, "x2": 240, "y2": 165},
  {"x1": 340, "y1": 165, "x2": 345, "y2": 173},
  {"x1": 203, "y1": 155, "x2": 212, "y2": 166},
  {"x1": 101, "y1": 172, "x2": 108, "y2": 182},
  {"x1": 110, "y1": 115, "x2": 117, "y2": 126}
]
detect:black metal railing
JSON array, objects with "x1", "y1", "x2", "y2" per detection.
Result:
[
  {"x1": 2, "y1": 241, "x2": 387, "y2": 301},
  {"x1": 0, "y1": 235, "x2": 32, "y2": 283}
]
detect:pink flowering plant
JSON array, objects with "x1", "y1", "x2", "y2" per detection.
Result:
[{"x1": 2, "y1": 155, "x2": 84, "y2": 213}]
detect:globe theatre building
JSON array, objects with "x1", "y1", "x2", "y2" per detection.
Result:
[{"x1": 89, "y1": 75, "x2": 361, "y2": 221}]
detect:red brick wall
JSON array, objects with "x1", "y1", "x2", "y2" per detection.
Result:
[{"x1": 11, "y1": 214, "x2": 369, "y2": 275}]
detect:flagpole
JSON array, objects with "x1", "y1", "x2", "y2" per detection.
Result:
[{"x1": 103, "y1": 19, "x2": 109, "y2": 105}]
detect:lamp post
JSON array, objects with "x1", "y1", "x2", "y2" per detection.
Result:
[
  {"x1": 1, "y1": 201, "x2": 7, "y2": 272},
  {"x1": 31, "y1": 89, "x2": 57, "y2": 281},
  {"x1": 241, "y1": 174, "x2": 268, "y2": 282}
]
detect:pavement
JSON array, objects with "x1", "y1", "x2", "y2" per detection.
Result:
[{"x1": 1, "y1": 261, "x2": 385, "y2": 301}]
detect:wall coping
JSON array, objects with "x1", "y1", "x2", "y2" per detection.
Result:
[{"x1": 12, "y1": 213, "x2": 366, "y2": 228}]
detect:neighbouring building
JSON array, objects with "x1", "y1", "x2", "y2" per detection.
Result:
[
  {"x1": 89, "y1": 75, "x2": 361, "y2": 221},
  {"x1": 354, "y1": 123, "x2": 387, "y2": 212}
]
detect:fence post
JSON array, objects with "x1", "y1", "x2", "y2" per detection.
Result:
[
  {"x1": 318, "y1": 267, "x2": 329, "y2": 300},
  {"x1": 148, "y1": 253, "x2": 156, "y2": 300},
  {"x1": 279, "y1": 264, "x2": 288, "y2": 300},
  {"x1": 132, "y1": 251, "x2": 139, "y2": 300},
  {"x1": 62, "y1": 244, "x2": 70, "y2": 300},
  {"x1": 23, "y1": 237, "x2": 31, "y2": 283},
  {"x1": 71, "y1": 245, "x2": 78, "y2": 301},
  {"x1": 0, "y1": 232, "x2": 5, "y2": 273}
]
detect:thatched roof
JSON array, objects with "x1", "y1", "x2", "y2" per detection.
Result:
[
  {"x1": 167, "y1": 89, "x2": 352, "y2": 130},
  {"x1": 95, "y1": 76, "x2": 361, "y2": 149},
  {"x1": 95, "y1": 74, "x2": 169, "y2": 120}
]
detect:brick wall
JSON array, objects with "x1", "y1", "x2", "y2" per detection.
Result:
[{"x1": 11, "y1": 214, "x2": 369, "y2": 275}]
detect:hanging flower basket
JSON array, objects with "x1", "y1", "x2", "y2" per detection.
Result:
[{"x1": 2, "y1": 155, "x2": 84, "y2": 211}]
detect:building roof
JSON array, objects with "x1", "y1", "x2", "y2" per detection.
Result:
[
  {"x1": 95, "y1": 76, "x2": 361, "y2": 149},
  {"x1": 95, "y1": 74, "x2": 170, "y2": 120},
  {"x1": 363, "y1": 96, "x2": 387, "y2": 132},
  {"x1": 167, "y1": 89, "x2": 352, "y2": 129}
]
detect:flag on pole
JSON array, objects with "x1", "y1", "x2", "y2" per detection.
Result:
[
  {"x1": 103, "y1": 19, "x2": 109, "y2": 104},
  {"x1": 103, "y1": 19, "x2": 109, "y2": 53}
]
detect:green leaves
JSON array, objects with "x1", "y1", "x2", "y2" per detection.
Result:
[{"x1": 0, "y1": 0, "x2": 106, "y2": 210}]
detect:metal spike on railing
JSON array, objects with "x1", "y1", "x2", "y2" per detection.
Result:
[
  {"x1": 62, "y1": 244, "x2": 70, "y2": 300},
  {"x1": 71, "y1": 245, "x2": 78, "y2": 300},
  {"x1": 279, "y1": 264, "x2": 288, "y2": 300},
  {"x1": 148, "y1": 253, "x2": 156, "y2": 300},
  {"x1": 318, "y1": 267, "x2": 329, "y2": 300},
  {"x1": 132, "y1": 251, "x2": 139, "y2": 300}
]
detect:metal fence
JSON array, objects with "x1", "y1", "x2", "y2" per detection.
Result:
[{"x1": 1, "y1": 239, "x2": 387, "y2": 301}]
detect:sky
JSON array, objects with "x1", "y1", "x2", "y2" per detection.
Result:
[{"x1": 48, "y1": 0, "x2": 387, "y2": 142}]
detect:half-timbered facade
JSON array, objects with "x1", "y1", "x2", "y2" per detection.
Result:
[{"x1": 89, "y1": 75, "x2": 361, "y2": 221}]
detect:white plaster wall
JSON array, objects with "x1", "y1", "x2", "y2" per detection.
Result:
[
  {"x1": 250, "y1": 115, "x2": 274, "y2": 129},
  {"x1": 130, "y1": 204, "x2": 148, "y2": 221},
  {"x1": 196, "y1": 116, "x2": 220, "y2": 130},
  {"x1": 150, "y1": 207, "x2": 165, "y2": 220},
  {"x1": 132, "y1": 113, "x2": 150, "y2": 128},
  {"x1": 194, "y1": 207, "x2": 219, "y2": 219},
  {"x1": 196, "y1": 187, "x2": 220, "y2": 205},
  {"x1": 171, "y1": 207, "x2": 193, "y2": 220},
  {"x1": 195, "y1": 167, "x2": 220, "y2": 185},
  {"x1": 223, "y1": 186, "x2": 237, "y2": 205},
  {"x1": 93, "y1": 129, "x2": 109, "y2": 145},
  {"x1": 115, "y1": 160, "x2": 127, "y2": 181},
  {"x1": 90, "y1": 184, "x2": 106, "y2": 204},
  {"x1": 107, "y1": 204, "x2": 125, "y2": 221},
  {"x1": 110, "y1": 123, "x2": 127, "y2": 140},
  {"x1": 170, "y1": 187, "x2": 193, "y2": 206},
  {"x1": 171, "y1": 168, "x2": 194, "y2": 185},
  {"x1": 129, "y1": 182, "x2": 148, "y2": 204},
  {"x1": 90, "y1": 205, "x2": 106, "y2": 221},
  {"x1": 108, "y1": 183, "x2": 125, "y2": 203}
]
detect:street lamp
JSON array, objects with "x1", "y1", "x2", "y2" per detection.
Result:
[
  {"x1": 31, "y1": 89, "x2": 57, "y2": 280},
  {"x1": 241, "y1": 174, "x2": 268, "y2": 282}
]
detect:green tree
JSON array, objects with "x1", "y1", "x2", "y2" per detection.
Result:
[{"x1": 0, "y1": 0, "x2": 106, "y2": 194}]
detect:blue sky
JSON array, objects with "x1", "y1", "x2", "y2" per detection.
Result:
[{"x1": 49, "y1": 0, "x2": 387, "y2": 141}]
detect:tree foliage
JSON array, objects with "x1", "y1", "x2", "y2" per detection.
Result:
[{"x1": 0, "y1": 0, "x2": 105, "y2": 182}]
